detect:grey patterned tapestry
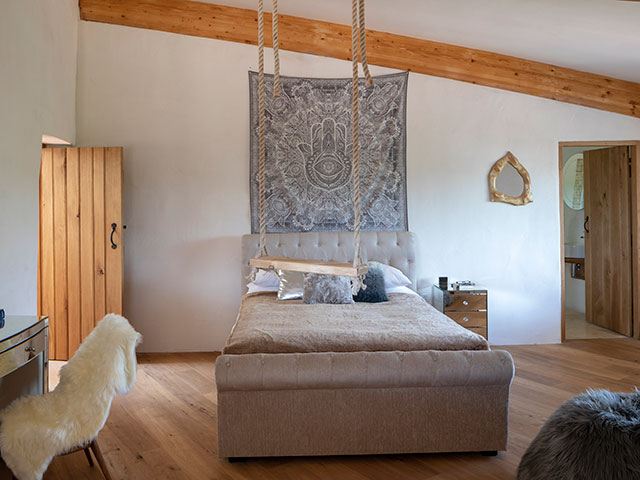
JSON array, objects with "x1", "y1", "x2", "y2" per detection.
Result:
[{"x1": 250, "y1": 71, "x2": 408, "y2": 233}]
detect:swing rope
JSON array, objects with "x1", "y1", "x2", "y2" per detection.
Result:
[
  {"x1": 351, "y1": 0, "x2": 362, "y2": 269},
  {"x1": 350, "y1": 0, "x2": 370, "y2": 294},
  {"x1": 257, "y1": 0, "x2": 268, "y2": 258},
  {"x1": 272, "y1": 0, "x2": 280, "y2": 97},
  {"x1": 256, "y1": 0, "x2": 281, "y2": 261}
]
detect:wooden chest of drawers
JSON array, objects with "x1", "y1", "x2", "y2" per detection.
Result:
[{"x1": 432, "y1": 286, "x2": 488, "y2": 340}]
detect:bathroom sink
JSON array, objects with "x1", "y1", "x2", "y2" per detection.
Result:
[{"x1": 565, "y1": 244, "x2": 585, "y2": 259}]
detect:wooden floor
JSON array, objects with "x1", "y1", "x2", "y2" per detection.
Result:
[
  {"x1": 565, "y1": 309, "x2": 625, "y2": 340},
  {"x1": 42, "y1": 338, "x2": 640, "y2": 480}
]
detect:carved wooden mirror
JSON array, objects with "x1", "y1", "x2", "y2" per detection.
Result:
[{"x1": 489, "y1": 152, "x2": 533, "y2": 206}]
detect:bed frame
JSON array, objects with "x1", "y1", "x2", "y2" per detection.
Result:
[{"x1": 216, "y1": 232, "x2": 514, "y2": 459}]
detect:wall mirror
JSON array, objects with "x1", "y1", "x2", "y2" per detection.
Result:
[
  {"x1": 489, "y1": 152, "x2": 533, "y2": 206},
  {"x1": 563, "y1": 153, "x2": 584, "y2": 210},
  {"x1": 495, "y1": 162, "x2": 524, "y2": 197}
]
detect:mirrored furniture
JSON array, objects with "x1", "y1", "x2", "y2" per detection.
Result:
[
  {"x1": 0, "y1": 316, "x2": 49, "y2": 411},
  {"x1": 432, "y1": 286, "x2": 488, "y2": 339}
]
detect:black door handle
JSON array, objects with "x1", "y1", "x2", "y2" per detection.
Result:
[
  {"x1": 110, "y1": 223, "x2": 118, "y2": 249},
  {"x1": 584, "y1": 216, "x2": 590, "y2": 233}
]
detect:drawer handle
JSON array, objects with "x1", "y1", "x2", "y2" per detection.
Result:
[
  {"x1": 463, "y1": 317, "x2": 469, "y2": 322},
  {"x1": 463, "y1": 300, "x2": 469, "y2": 306},
  {"x1": 24, "y1": 346, "x2": 36, "y2": 353}
]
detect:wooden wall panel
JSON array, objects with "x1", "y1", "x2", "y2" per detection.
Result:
[
  {"x1": 66, "y1": 149, "x2": 82, "y2": 356},
  {"x1": 584, "y1": 146, "x2": 633, "y2": 336},
  {"x1": 78, "y1": 0, "x2": 640, "y2": 118},
  {"x1": 52, "y1": 148, "x2": 69, "y2": 360},
  {"x1": 633, "y1": 144, "x2": 640, "y2": 339},
  {"x1": 79, "y1": 148, "x2": 95, "y2": 341},
  {"x1": 105, "y1": 148, "x2": 124, "y2": 315},
  {"x1": 39, "y1": 150, "x2": 55, "y2": 356},
  {"x1": 39, "y1": 147, "x2": 123, "y2": 360},
  {"x1": 93, "y1": 148, "x2": 107, "y2": 327}
]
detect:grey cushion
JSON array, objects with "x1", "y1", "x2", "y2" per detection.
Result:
[
  {"x1": 277, "y1": 270, "x2": 304, "y2": 300},
  {"x1": 303, "y1": 274, "x2": 354, "y2": 305},
  {"x1": 354, "y1": 263, "x2": 388, "y2": 303}
]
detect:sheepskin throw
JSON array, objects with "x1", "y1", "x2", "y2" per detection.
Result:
[
  {"x1": 249, "y1": 71, "x2": 408, "y2": 233},
  {"x1": 0, "y1": 314, "x2": 141, "y2": 480},
  {"x1": 518, "y1": 389, "x2": 640, "y2": 480}
]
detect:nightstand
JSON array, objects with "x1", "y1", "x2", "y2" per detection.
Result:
[{"x1": 432, "y1": 285, "x2": 488, "y2": 339}]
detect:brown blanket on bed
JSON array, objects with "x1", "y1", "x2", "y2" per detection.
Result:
[{"x1": 223, "y1": 293, "x2": 489, "y2": 354}]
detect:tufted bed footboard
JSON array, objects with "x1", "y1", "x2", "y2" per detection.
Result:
[{"x1": 215, "y1": 349, "x2": 514, "y2": 458}]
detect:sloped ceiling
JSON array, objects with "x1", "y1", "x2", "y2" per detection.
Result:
[{"x1": 203, "y1": 0, "x2": 640, "y2": 83}]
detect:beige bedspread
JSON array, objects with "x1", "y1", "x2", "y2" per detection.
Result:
[{"x1": 223, "y1": 293, "x2": 489, "y2": 354}]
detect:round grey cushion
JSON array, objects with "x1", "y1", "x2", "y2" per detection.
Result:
[{"x1": 518, "y1": 389, "x2": 640, "y2": 480}]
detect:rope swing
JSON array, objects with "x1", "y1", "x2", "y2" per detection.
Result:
[{"x1": 250, "y1": 0, "x2": 373, "y2": 291}]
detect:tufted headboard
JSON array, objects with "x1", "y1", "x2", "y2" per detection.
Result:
[{"x1": 241, "y1": 232, "x2": 417, "y2": 294}]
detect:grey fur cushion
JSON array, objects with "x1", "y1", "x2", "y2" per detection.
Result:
[
  {"x1": 353, "y1": 263, "x2": 388, "y2": 303},
  {"x1": 518, "y1": 389, "x2": 640, "y2": 480},
  {"x1": 303, "y1": 274, "x2": 354, "y2": 305}
]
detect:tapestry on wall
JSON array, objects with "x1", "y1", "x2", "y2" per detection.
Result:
[{"x1": 249, "y1": 71, "x2": 408, "y2": 233}]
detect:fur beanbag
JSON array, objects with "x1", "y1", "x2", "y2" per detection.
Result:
[{"x1": 518, "y1": 389, "x2": 640, "y2": 480}]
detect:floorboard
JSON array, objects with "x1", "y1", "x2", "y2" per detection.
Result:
[{"x1": 41, "y1": 338, "x2": 640, "y2": 479}]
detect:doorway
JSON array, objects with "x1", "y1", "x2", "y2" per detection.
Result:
[{"x1": 560, "y1": 141, "x2": 640, "y2": 341}]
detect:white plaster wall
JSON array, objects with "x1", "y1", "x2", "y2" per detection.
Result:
[
  {"x1": 0, "y1": 0, "x2": 78, "y2": 315},
  {"x1": 76, "y1": 22, "x2": 640, "y2": 351}
]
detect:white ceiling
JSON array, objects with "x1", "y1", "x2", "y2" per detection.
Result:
[{"x1": 203, "y1": 0, "x2": 640, "y2": 83}]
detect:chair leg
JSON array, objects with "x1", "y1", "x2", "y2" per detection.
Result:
[
  {"x1": 84, "y1": 447, "x2": 95, "y2": 467},
  {"x1": 90, "y1": 439, "x2": 113, "y2": 480}
]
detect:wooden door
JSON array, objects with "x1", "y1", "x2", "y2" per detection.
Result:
[
  {"x1": 584, "y1": 146, "x2": 632, "y2": 336},
  {"x1": 39, "y1": 147, "x2": 123, "y2": 360}
]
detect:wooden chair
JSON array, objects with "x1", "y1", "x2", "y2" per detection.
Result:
[
  {"x1": 11, "y1": 440, "x2": 111, "y2": 480},
  {"x1": 1, "y1": 314, "x2": 140, "y2": 480}
]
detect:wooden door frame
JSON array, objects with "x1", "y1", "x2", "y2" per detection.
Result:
[{"x1": 559, "y1": 141, "x2": 640, "y2": 341}]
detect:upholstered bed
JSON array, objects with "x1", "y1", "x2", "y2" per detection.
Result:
[{"x1": 215, "y1": 232, "x2": 514, "y2": 459}]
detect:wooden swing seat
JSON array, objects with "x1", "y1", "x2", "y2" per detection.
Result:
[{"x1": 250, "y1": 256, "x2": 368, "y2": 277}]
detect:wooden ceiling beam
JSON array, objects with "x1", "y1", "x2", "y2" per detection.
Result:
[{"x1": 79, "y1": 0, "x2": 640, "y2": 118}]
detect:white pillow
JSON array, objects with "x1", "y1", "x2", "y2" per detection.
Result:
[
  {"x1": 386, "y1": 285, "x2": 418, "y2": 296},
  {"x1": 247, "y1": 283, "x2": 278, "y2": 294},
  {"x1": 246, "y1": 269, "x2": 280, "y2": 294},
  {"x1": 252, "y1": 269, "x2": 280, "y2": 287},
  {"x1": 369, "y1": 262, "x2": 412, "y2": 289}
]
